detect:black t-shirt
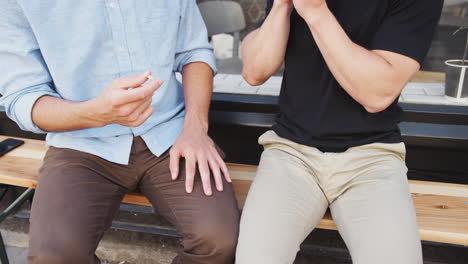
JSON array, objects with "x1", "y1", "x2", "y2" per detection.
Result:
[{"x1": 264, "y1": 0, "x2": 443, "y2": 152}]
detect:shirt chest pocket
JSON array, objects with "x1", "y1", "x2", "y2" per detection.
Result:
[
  {"x1": 136, "y1": 3, "x2": 180, "y2": 37},
  {"x1": 137, "y1": 5, "x2": 181, "y2": 67},
  {"x1": 151, "y1": 8, "x2": 178, "y2": 36}
]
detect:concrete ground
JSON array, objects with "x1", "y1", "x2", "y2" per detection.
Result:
[
  {"x1": 2, "y1": 211, "x2": 467, "y2": 264},
  {"x1": 6, "y1": 246, "x2": 27, "y2": 264},
  {"x1": 0, "y1": 214, "x2": 348, "y2": 264},
  {"x1": 0, "y1": 214, "x2": 179, "y2": 264},
  {"x1": 3, "y1": 246, "x2": 349, "y2": 264}
]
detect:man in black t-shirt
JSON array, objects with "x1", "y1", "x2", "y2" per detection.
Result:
[{"x1": 236, "y1": 0, "x2": 443, "y2": 263}]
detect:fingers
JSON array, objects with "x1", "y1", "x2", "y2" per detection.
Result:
[
  {"x1": 197, "y1": 154, "x2": 213, "y2": 196},
  {"x1": 208, "y1": 155, "x2": 223, "y2": 192},
  {"x1": 117, "y1": 97, "x2": 150, "y2": 119},
  {"x1": 215, "y1": 153, "x2": 232, "y2": 183},
  {"x1": 185, "y1": 156, "x2": 196, "y2": 194},
  {"x1": 129, "y1": 97, "x2": 152, "y2": 120},
  {"x1": 114, "y1": 96, "x2": 153, "y2": 127},
  {"x1": 144, "y1": 78, "x2": 164, "y2": 94},
  {"x1": 127, "y1": 104, "x2": 154, "y2": 127},
  {"x1": 171, "y1": 138, "x2": 230, "y2": 196},
  {"x1": 169, "y1": 148, "x2": 181, "y2": 180},
  {"x1": 115, "y1": 97, "x2": 150, "y2": 118},
  {"x1": 116, "y1": 71, "x2": 151, "y2": 89},
  {"x1": 117, "y1": 79, "x2": 163, "y2": 105}
]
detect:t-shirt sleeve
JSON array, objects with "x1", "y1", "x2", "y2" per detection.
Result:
[{"x1": 368, "y1": 0, "x2": 443, "y2": 65}]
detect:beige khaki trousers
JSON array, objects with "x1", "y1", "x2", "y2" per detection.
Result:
[{"x1": 236, "y1": 131, "x2": 422, "y2": 264}]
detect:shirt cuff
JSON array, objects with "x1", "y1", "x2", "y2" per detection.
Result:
[
  {"x1": 10, "y1": 90, "x2": 60, "y2": 134},
  {"x1": 175, "y1": 48, "x2": 218, "y2": 75}
]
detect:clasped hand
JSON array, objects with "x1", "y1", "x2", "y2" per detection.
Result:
[{"x1": 274, "y1": 0, "x2": 328, "y2": 23}]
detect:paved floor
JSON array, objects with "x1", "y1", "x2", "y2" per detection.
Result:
[
  {"x1": 6, "y1": 246, "x2": 27, "y2": 264},
  {"x1": 5, "y1": 246, "x2": 130, "y2": 264}
]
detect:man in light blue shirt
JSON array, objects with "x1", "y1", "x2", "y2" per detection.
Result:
[{"x1": 0, "y1": 1, "x2": 240, "y2": 263}]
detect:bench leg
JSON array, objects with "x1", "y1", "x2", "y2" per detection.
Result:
[
  {"x1": 0, "y1": 188, "x2": 35, "y2": 264},
  {"x1": 0, "y1": 186, "x2": 10, "y2": 203},
  {"x1": 0, "y1": 233, "x2": 8, "y2": 264}
]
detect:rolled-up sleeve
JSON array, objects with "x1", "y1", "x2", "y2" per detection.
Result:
[
  {"x1": 0, "y1": 1, "x2": 60, "y2": 133},
  {"x1": 173, "y1": 0, "x2": 218, "y2": 74}
]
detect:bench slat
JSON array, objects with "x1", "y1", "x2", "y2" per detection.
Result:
[{"x1": 0, "y1": 136, "x2": 467, "y2": 246}]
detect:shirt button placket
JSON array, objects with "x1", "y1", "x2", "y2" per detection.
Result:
[{"x1": 106, "y1": 0, "x2": 132, "y2": 73}]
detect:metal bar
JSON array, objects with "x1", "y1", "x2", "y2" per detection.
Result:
[
  {"x1": 401, "y1": 103, "x2": 468, "y2": 125},
  {"x1": 0, "y1": 188, "x2": 34, "y2": 223},
  {"x1": 0, "y1": 186, "x2": 9, "y2": 203},
  {"x1": 119, "y1": 204, "x2": 154, "y2": 214},
  {"x1": 422, "y1": 240, "x2": 468, "y2": 249},
  {"x1": 300, "y1": 244, "x2": 351, "y2": 260},
  {"x1": 210, "y1": 111, "x2": 275, "y2": 128},
  {"x1": 111, "y1": 221, "x2": 180, "y2": 238},
  {"x1": 232, "y1": 32, "x2": 240, "y2": 58},
  {"x1": 0, "y1": 233, "x2": 9, "y2": 264}
]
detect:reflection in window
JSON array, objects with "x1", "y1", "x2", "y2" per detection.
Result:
[{"x1": 425, "y1": 0, "x2": 468, "y2": 72}]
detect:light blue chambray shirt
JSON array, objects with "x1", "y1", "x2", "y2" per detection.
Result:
[{"x1": 0, "y1": 0, "x2": 217, "y2": 164}]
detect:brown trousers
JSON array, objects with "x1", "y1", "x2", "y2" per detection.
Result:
[{"x1": 28, "y1": 137, "x2": 240, "y2": 264}]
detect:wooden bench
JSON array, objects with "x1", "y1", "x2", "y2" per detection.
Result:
[{"x1": 0, "y1": 135, "x2": 467, "y2": 262}]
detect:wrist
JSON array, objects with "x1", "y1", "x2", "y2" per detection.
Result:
[
  {"x1": 304, "y1": 3, "x2": 332, "y2": 29},
  {"x1": 77, "y1": 99, "x2": 109, "y2": 128},
  {"x1": 271, "y1": 2, "x2": 293, "y2": 16},
  {"x1": 184, "y1": 112, "x2": 209, "y2": 133}
]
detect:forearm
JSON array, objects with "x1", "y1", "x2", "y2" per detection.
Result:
[
  {"x1": 305, "y1": 6, "x2": 411, "y2": 112},
  {"x1": 27, "y1": 71, "x2": 159, "y2": 132},
  {"x1": 241, "y1": 4, "x2": 292, "y2": 86},
  {"x1": 181, "y1": 62, "x2": 213, "y2": 132},
  {"x1": 32, "y1": 96, "x2": 104, "y2": 132}
]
